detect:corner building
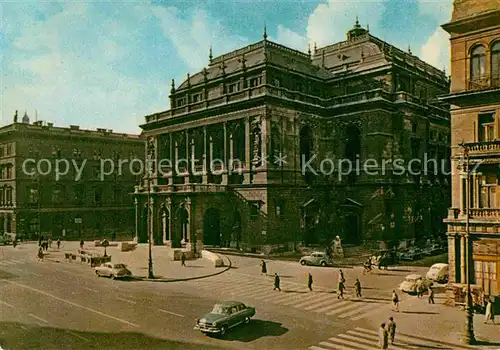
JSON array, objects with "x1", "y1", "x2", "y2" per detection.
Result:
[
  {"x1": 138, "y1": 22, "x2": 451, "y2": 253},
  {"x1": 0, "y1": 115, "x2": 144, "y2": 240},
  {"x1": 442, "y1": 0, "x2": 500, "y2": 296}
]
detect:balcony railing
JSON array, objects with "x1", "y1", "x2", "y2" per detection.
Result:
[
  {"x1": 468, "y1": 78, "x2": 490, "y2": 90},
  {"x1": 465, "y1": 140, "x2": 500, "y2": 156},
  {"x1": 470, "y1": 208, "x2": 500, "y2": 219}
]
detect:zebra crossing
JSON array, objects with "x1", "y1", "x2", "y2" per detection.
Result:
[
  {"x1": 189, "y1": 272, "x2": 401, "y2": 322},
  {"x1": 309, "y1": 327, "x2": 477, "y2": 350},
  {"x1": 0, "y1": 258, "x2": 33, "y2": 268}
]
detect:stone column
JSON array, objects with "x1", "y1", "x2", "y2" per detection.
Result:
[
  {"x1": 222, "y1": 122, "x2": 228, "y2": 185},
  {"x1": 244, "y1": 117, "x2": 251, "y2": 184},
  {"x1": 459, "y1": 173, "x2": 465, "y2": 213},
  {"x1": 229, "y1": 131, "x2": 234, "y2": 173},
  {"x1": 209, "y1": 135, "x2": 214, "y2": 182},
  {"x1": 202, "y1": 126, "x2": 208, "y2": 184},
  {"x1": 473, "y1": 172, "x2": 480, "y2": 208},
  {"x1": 174, "y1": 140, "x2": 179, "y2": 177},
  {"x1": 184, "y1": 197, "x2": 191, "y2": 243},
  {"x1": 134, "y1": 197, "x2": 139, "y2": 242},
  {"x1": 185, "y1": 130, "x2": 190, "y2": 184},
  {"x1": 448, "y1": 235, "x2": 456, "y2": 282},
  {"x1": 460, "y1": 235, "x2": 466, "y2": 284},
  {"x1": 165, "y1": 198, "x2": 172, "y2": 243}
]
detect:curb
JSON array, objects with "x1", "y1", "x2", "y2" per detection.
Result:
[
  {"x1": 46, "y1": 252, "x2": 233, "y2": 283},
  {"x1": 137, "y1": 254, "x2": 232, "y2": 283}
]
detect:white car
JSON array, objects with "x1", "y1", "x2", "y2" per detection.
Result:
[
  {"x1": 95, "y1": 263, "x2": 132, "y2": 279},
  {"x1": 299, "y1": 252, "x2": 331, "y2": 267},
  {"x1": 426, "y1": 263, "x2": 449, "y2": 283},
  {"x1": 399, "y1": 274, "x2": 433, "y2": 294}
]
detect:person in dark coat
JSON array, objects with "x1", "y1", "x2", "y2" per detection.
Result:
[
  {"x1": 388, "y1": 317, "x2": 396, "y2": 344},
  {"x1": 57, "y1": 239, "x2": 61, "y2": 249},
  {"x1": 339, "y1": 269, "x2": 345, "y2": 283},
  {"x1": 308, "y1": 273, "x2": 313, "y2": 291},
  {"x1": 80, "y1": 240, "x2": 84, "y2": 250},
  {"x1": 337, "y1": 280, "x2": 345, "y2": 299},
  {"x1": 273, "y1": 273, "x2": 281, "y2": 291},
  {"x1": 354, "y1": 278, "x2": 362, "y2": 297},
  {"x1": 261, "y1": 260, "x2": 267, "y2": 275},
  {"x1": 379, "y1": 323, "x2": 388, "y2": 349},
  {"x1": 181, "y1": 253, "x2": 186, "y2": 267}
]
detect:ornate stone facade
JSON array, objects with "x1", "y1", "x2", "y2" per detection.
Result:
[
  {"x1": 137, "y1": 21, "x2": 450, "y2": 253},
  {"x1": 0, "y1": 119, "x2": 144, "y2": 240},
  {"x1": 442, "y1": 1, "x2": 500, "y2": 296}
]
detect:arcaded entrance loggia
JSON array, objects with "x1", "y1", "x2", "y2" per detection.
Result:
[{"x1": 203, "y1": 208, "x2": 221, "y2": 247}]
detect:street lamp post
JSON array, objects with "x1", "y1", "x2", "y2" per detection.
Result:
[
  {"x1": 459, "y1": 143, "x2": 476, "y2": 345},
  {"x1": 147, "y1": 171, "x2": 154, "y2": 279}
]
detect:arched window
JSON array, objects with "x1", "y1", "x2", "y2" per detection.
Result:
[
  {"x1": 492, "y1": 41, "x2": 500, "y2": 87},
  {"x1": 470, "y1": 45, "x2": 486, "y2": 83}
]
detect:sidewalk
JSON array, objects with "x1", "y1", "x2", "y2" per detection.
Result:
[{"x1": 42, "y1": 241, "x2": 231, "y2": 282}]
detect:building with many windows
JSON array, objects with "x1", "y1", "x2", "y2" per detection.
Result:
[
  {"x1": 442, "y1": 0, "x2": 500, "y2": 297},
  {"x1": 0, "y1": 112, "x2": 144, "y2": 240},
  {"x1": 136, "y1": 21, "x2": 451, "y2": 254}
]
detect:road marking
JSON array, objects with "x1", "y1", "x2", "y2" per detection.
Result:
[
  {"x1": 325, "y1": 302, "x2": 360, "y2": 316},
  {"x1": 328, "y1": 337, "x2": 379, "y2": 350},
  {"x1": 116, "y1": 297, "x2": 136, "y2": 304},
  {"x1": 66, "y1": 330, "x2": 90, "y2": 342},
  {"x1": 304, "y1": 297, "x2": 339, "y2": 311},
  {"x1": 83, "y1": 287, "x2": 98, "y2": 293},
  {"x1": 3, "y1": 280, "x2": 140, "y2": 328},
  {"x1": 309, "y1": 346, "x2": 329, "y2": 350},
  {"x1": 338, "y1": 302, "x2": 379, "y2": 318},
  {"x1": 350, "y1": 303, "x2": 389, "y2": 321},
  {"x1": 28, "y1": 313, "x2": 48, "y2": 324},
  {"x1": 293, "y1": 294, "x2": 333, "y2": 309},
  {"x1": 158, "y1": 308, "x2": 185, "y2": 317},
  {"x1": 0, "y1": 300, "x2": 15, "y2": 308}
]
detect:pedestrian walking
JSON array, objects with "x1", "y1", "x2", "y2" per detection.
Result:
[
  {"x1": 37, "y1": 246, "x2": 44, "y2": 261},
  {"x1": 274, "y1": 273, "x2": 281, "y2": 291},
  {"x1": 378, "y1": 323, "x2": 388, "y2": 349},
  {"x1": 428, "y1": 286, "x2": 435, "y2": 304},
  {"x1": 388, "y1": 317, "x2": 396, "y2": 344},
  {"x1": 260, "y1": 260, "x2": 267, "y2": 275},
  {"x1": 484, "y1": 298, "x2": 495, "y2": 324},
  {"x1": 417, "y1": 281, "x2": 425, "y2": 298},
  {"x1": 337, "y1": 280, "x2": 345, "y2": 299},
  {"x1": 80, "y1": 239, "x2": 84, "y2": 250},
  {"x1": 57, "y1": 239, "x2": 61, "y2": 249},
  {"x1": 308, "y1": 273, "x2": 313, "y2": 291},
  {"x1": 354, "y1": 278, "x2": 362, "y2": 297},
  {"x1": 48, "y1": 238, "x2": 52, "y2": 248},
  {"x1": 392, "y1": 290, "x2": 399, "y2": 312},
  {"x1": 339, "y1": 269, "x2": 345, "y2": 283},
  {"x1": 181, "y1": 253, "x2": 186, "y2": 267}
]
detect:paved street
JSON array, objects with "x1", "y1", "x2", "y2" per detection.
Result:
[{"x1": 1, "y1": 243, "x2": 499, "y2": 349}]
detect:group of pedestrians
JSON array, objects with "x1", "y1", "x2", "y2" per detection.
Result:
[{"x1": 379, "y1": 317, "x2": 397, "y2": 349}]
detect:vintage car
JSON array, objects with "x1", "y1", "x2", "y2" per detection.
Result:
[
  {"x1": 95, "y1": 263, "x2": 132, "y2": 279},
  {"x1": 299, "y1": 252, "x2": 332, "y2": 267},
  {"x1": 426, "y1": 263, "x2": 449, "y2": 283},
  {"x1": 194, "y1": 301, "x2": 255, "y2": 336},
  {"x1": 399, "y1": 274, "x2": 434, "y2": 294},
  {"x1": 399, "y1": 247, "x2": 424, "y2": 261}
]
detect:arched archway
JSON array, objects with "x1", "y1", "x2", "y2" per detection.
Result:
[
  {"x1": 203, "y1": 208, "x2": 221, "y2": 246},
  {"x1": 300, "y1": 126, "x2": 313, "y2": 183}
]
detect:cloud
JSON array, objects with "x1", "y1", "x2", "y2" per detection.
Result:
[
  {"x1": 152, "y1": 6, "x2": 249, "y2": 72},
  {"x1": 274, "y1": 0, "x2": 388, "y2": 53},
  {"x1": 1, "y1": 2, "x2": 169, "y2": 132},
  {"x1": 418, "y1": 0, "x2": 453, "y2": 72}
]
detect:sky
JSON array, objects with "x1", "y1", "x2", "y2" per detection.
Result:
[{"x1": 0, "y1": 0, "x2": 452, "y2": 134}]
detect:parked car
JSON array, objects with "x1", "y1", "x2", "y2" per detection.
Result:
[
  {"x1": 399, "y1": 274, "x2": 433, "y2": 294},
  {"x1": 399, "y1": 247, "x2": 423, "y2": 261},
  {"x1": 426, "y1": 263, "x2": 449, "y2": 283},
  {"x1": 0, "y1": 235, "x2": 12, "y2": 245},
  {"x1": 95, "y1": 263, "x2": 132, "y2": 279},
  {"x1": 194, "y1": 301, "x2": 255, "y2": 336},
  {"x1": 372, "y1": 249, "x2": 399, "y2": 269},
  {"x1": 422, "y1": 244, "x2": 445, "y2": 256},
  {"x1": 299, "y1": 252, "x2": 332, "y2": 267}
]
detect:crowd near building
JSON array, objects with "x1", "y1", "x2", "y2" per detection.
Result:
[
  {"x1": 442, "y1": 0, "x2": 500, "y2": 297},
  {"x1": 0, "y1": 111, "x2": 144, "y2": 241},
  {"x1": 136, "y1": 20, "x2": 451, "y2": 253}
]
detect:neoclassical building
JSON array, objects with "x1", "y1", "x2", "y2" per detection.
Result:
[
  {"x1": 0, "y1": 113, "x2": 143, "y2": 240},
  {"x1": 137, "y1": 21, "x2": 451, "y2": 253},
  {"x1": 442, "y1": 0, "x2": 500, "y2": 297}
]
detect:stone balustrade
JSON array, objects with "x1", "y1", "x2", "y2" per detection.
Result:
[{"x1": 466, "y1": 141, "x2": 500, "y2": 156}]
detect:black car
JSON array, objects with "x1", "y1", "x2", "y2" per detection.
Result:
[{"x1": 194, "y1": 301, "x2": 256, "y2": 336}]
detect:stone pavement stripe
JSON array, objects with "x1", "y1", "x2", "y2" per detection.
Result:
[
  {"x1": 327, "y1": 337, "x2": 380, "y2": 350},
  {"x1": 0, "y1": 300, "x2": 16, "y2": 308},
  {"x1": 325, "y1": 302, "x2": 361, "y2": 315},
  {"x1": 337, "y1": 303, "x2": 380, "y2": 318},
  {"x1": 350, "y1": 302, "x2": 391, "y2": 321},
  {"x1": 309, "y1": 346, "x2": 328, "y2": 350},
  {"x1": 281, "y1": 291, "x2": 321, "y2": 306},
  {"x1": 318, "y1": 341, "x2": 353, "y2": 349},
  {"x1": 304, "y1": 297, "x2": 342, "y2": 311},
  {"x1": 355, "y1": 328, "x2": 474, "y2": 350},
  {"x1": 338, "y1": 334, "x2": 416, "y2": 350},
  {"x1": 292, "y1": 294, "x2": 334, "y2": 309},
  {"x1": 264, "y1": 288, "x2": 312, "y2": 303},
  {"x1": 314, "y1": 300, "x2": 349, "y2": 313},
  {"x1": 66, "y1": 330, "x2": 90, "y2": 342},
  {"x1": 252, "y1": 289, "x2": 287, "y2": 300},
  {"x1": 213, "y1": 280, "x2": 263, "y2": 294}
]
